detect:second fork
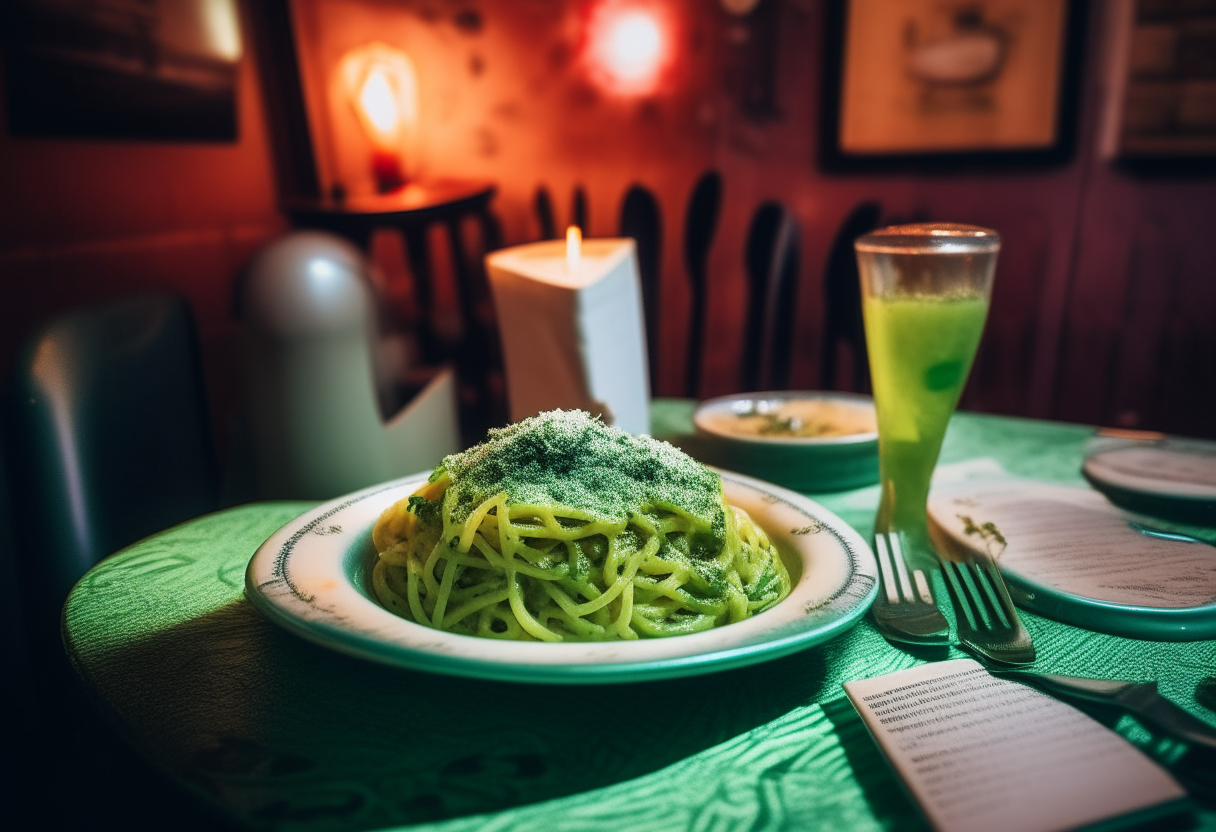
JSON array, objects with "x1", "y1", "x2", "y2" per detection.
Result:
[{"x1": 939, "y1": 556, "x2": 1035, "y2": 666}]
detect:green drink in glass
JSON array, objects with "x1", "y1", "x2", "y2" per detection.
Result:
[{"x1": 855, "y1": 224, "x2": 999, "y2": 568}]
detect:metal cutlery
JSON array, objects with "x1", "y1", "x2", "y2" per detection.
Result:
[
  {"x1": 938, "y1": 554, "x2": 1035, "y2": 666},
  {"x1": 870, "y1": 531, "x2": 950, "y2": 645},
  {"x1": 990, "y1": 669, "x2": 1216, "y2": 752},
  {"x1": 868, "y1": 533, "x2": 1216, "y2": 751}
]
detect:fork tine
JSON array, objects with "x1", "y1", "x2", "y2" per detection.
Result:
[
  {"x1": 888, "y1": 534, "x2": 916, "y2": 603},
  {"x1": 968, "y1": 562, "x2": 1011, "y2": 629},
  {"x1": 874, "y1": 533, "x2": 899, "y2": 604},
  {"x1": 981, "y1": 559, "x2": 1021, "y2": 626},
  {"x1": 956, "y1": 563, "x2": 987, "y2": 627},
  {"x1": 939, "y1": 554, "x2": 1036, "y2": 666},
  {"x1": 940, "y1": 560, "x2": 979, "y2": 630}
]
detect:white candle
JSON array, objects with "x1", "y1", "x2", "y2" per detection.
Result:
[{"x1": 485, "y1": 237, "x2": 651, "y2": 434}]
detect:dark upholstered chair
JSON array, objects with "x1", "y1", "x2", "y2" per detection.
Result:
[{"x1": 2, "y1": 294, "x2": 218, "y2": 618}]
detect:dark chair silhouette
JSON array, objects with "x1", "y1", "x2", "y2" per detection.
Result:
[
  {"x1": 682, "y1": 170, "x2": 723, "y2": 398},
  {"x1": 821, "y1": 201, "x2": 883, "y2": 392},
  {"x1": 571, "y1": 185, "x2": 588, "y2": 231},
  {"x1": 533, "y1": 185, "x2": 557, "y2": 240},
  {"x1": 618, "y1": 184, "x2": 663, "y2": 388},
  {"x1": 533, "y1": 184, "x2": 588, "y2": 239},
  {"x1": 2, "y1": 293, "x2": 218, "y2": 619},
  {"x1": 742, "y1": 201, "x2": 800, "y2": 392}
]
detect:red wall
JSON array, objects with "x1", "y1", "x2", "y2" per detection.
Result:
[
  {"x1": 293, "y1": 0, "x2": 1214, "y2": 436},
  {"x1": 1, "y1": 0, "x2": 1213, "y2": 440},
  {"x1": 0, "y1": 4, "x2": 286, "y2": 439}
]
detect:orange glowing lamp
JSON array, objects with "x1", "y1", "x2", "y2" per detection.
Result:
[{"x1": 339, "y1": 42, "x2": 419, "y2": 193}]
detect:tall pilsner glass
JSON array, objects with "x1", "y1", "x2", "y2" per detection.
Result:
[{"x1": 855, "y1": 223, "x2": 999, "y2": 568}]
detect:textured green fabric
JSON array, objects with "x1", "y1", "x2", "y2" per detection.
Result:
[{"x1": 63, "y1": 402, "x2": 1216, "y2": 832}]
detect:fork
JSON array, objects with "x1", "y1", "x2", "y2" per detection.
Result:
[
  {"x1": 870, "y1": 531, "x2": 950, "y2": 645},
  {"x1": 939, "y1": 555, "x2": 1035, "y2": 665}
]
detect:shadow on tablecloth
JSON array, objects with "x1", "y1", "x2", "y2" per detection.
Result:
[{"x1": 76, "y1": 596, "x2": 842, "y2": 832}]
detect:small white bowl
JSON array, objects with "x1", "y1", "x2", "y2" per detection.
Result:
[{"x1": 693, "y1": 391, "x2": 879, "y2": 492}]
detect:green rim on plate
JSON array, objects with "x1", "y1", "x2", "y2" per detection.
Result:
[{"x1": 245, "y1": 469, "x2": 879, "y2": 684}]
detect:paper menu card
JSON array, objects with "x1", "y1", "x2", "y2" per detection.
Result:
[
  {"x1": 844, "y1": 660, "x2": 1186, "y2": 832},
  {"x1": 927, "y1": 482, "x2": 1216, "y2": 609}
]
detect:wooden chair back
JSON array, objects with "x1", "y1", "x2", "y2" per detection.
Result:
[
  {"x1": 682, "y1": 170, "x2": 723, "y2": 397},
  {"x1": 742, "y1": 201, "x2": 800, "y2": 391},
  {"x1": 821, "y1": 201, "x2": 883, "y2": 392},
  {"x1": 618, "y1": 184, "x2": 663, "y2": 387}
]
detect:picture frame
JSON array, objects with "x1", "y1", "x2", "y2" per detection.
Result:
[
  {"x1": 1099, "y1": 0, "x2": 1216, "y2": 171},
  {"x1": 820, "y1": 0, "x2": 1087, "y2": 171},
  {"x1": 2, "y1": 0, "x2": 242, "y2": 142}
]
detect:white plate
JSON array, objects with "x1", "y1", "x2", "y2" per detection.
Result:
[
  {"x1": 1082, "y1": 440, "x2": 1216, "y2": 525},
  {"x1": 245, "y1": 468, "x2": 878, "y2": 684},
  {"x1": 928, "y1": 481, "x2": 1216, "y2": 641}
]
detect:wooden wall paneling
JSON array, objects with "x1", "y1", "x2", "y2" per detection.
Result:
[
  {"x1": 1053, "y1": 198, "x2": 1137, "y2": 426},
  {"x1": 1047, "y1": 0, "x2": 1134, "y2": 428},
  {"x1": 1105, "y1": 216, "x2": 1176, "y2": 430},
  {"x1": 1045, "y1": 0, "x2": 1216, "y2": 437},
  {"x1": 1056, "y1": 167, "x2": 1216, "y2": 436},
  {"x1": 787, "y1": 199, "x2": 832, "y2": 394},
  {"x1": 964, "y1": 212, "x2": 1053, "y2": 416},
  {"x1": 907, "y1": 171, "x2": 1089, "y2": 420},
  {"x1": 1155, "y1": 210, "x2": 1216, "y2": 439}
]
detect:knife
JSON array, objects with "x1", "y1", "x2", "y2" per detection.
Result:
[{"x1": 991, "y1": 669, "x2": 1216, "y2": 751}]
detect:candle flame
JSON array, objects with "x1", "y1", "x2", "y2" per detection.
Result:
[{"x1": 567, "y1": 226, "x2": 582, "y2": 274}]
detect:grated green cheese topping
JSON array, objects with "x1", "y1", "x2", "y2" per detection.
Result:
[{"x1": 436, "y1": 410, "x2": 726, "y2": 552}]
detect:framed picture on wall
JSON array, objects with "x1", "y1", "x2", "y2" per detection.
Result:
[
  {"x1": 1, "y1": 0, "x2": 242, "y2": 142},
  {"x1": 1099, "y1": 0, "x2": 1216, "y2": 167},
  {"x1": 820, "y1": 0, "x2": 1087, "y2": 170}
]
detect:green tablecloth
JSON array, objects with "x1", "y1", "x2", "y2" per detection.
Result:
[{"x1": 63, "y1": 402, "x2": 1216, "y2": 832}]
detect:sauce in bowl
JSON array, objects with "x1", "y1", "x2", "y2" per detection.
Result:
[
  {"x1": 701, "y1": 398, "x2": 877, "y2": 440},
  {"x1": 692, "y1": 392, "x2": 880, "y2": 491}
]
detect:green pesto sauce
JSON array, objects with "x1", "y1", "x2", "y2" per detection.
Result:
[{"x1": 438, "y1": 410, "x2": 726, "y2": 549}]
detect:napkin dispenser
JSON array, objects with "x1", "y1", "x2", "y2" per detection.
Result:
[
  {"x1": 238, "y1": 231, "x2": 458, "y2": 500},
  {"x1": 485, "y1": 238, "x2": 650, "y2": 435}
]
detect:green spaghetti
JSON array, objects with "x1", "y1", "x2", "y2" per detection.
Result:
[{"x1": 371, "y1": 410, "x2": 791, "y2": 641}]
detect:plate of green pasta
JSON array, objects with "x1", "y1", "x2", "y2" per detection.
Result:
[{"x1": 246, "y1": 410, "x2": 878, "y2": 684}]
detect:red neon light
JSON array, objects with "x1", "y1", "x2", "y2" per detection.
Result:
[{"x1": 586, "y1": 4, "x2": 671, "y2": 96}]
